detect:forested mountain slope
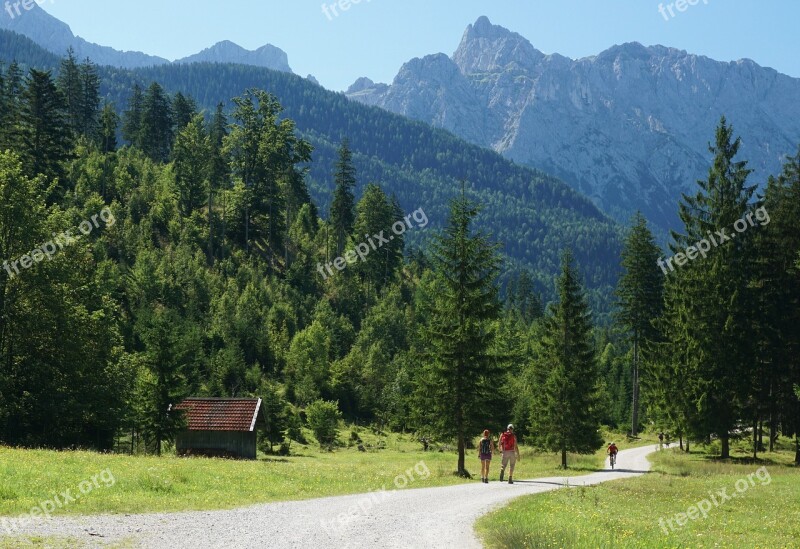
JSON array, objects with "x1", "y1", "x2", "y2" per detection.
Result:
[{"x1": 0, "y1": 29, "x2": 623, "y2": 306}]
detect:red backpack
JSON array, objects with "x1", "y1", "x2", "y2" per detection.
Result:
[{"x1": 500, "y1": 432, "x2": 516, "y2": 451}]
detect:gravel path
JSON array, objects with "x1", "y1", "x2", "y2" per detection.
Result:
[{"x1": 7, "y1": 445, "x2": 657, "y2": 548}]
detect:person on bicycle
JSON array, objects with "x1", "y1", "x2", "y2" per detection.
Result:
[
  {"x1": 607, "y1": 442, "x2": 619, "y2": 466},
  {"x1": 478, "y1": 429, "x2": 495, "y2": 484}
]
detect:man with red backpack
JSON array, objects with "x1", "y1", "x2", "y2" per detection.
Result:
[{"x1": 498, "y1": 424, "x2": 521, "y2": 484}]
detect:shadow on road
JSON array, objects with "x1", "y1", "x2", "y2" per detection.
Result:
[
  {"x1": 596, "y1": 468, "x2": 652, "y2": 474},
  {"x1": 511, "y1": 480, "x2": 571, "y2": 487}
]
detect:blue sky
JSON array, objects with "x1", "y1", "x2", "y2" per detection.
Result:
[{"x1": 41, "y1": 0, "x2": 800, "y2": 91}]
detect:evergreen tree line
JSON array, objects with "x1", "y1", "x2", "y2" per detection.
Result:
[
  {"x1": 0, "y1": 34, "x2": 626, "y2": 315},
  {"x1": 617, "y1": 119, "x2": 800, "y2": 464},
  {"x1": 0, "y1": 54, "x2": 797, "y2": 470}
]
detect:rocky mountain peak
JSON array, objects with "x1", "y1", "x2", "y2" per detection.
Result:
[
  {"x1": 454, "y1": 16, "x2": 543, "y2": 74},
  {"x1": 175, "y1": 41, "x2": 292, "y2": 72},
  {"x1": 347, "y1": 77, "x2": 377, "y2": 94}
]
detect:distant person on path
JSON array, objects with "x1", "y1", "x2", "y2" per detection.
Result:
[
  {"x1": 658, "y1": 432, "x2": 664, "y2": 450},
  {"x1": 478, "y1": 429, "x2": 495, "y2": 484},
  {"x1": 665, "y1": 433, "x2": 671, "y2": 448},
  {"x1": 498, "y1": 424, "x2": 521, "y2": 484},
  {"x1": 607, "y1": 442, "x2": 619, "y2": 466}
]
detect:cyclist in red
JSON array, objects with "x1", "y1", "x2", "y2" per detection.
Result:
[{"x1": 607, "y1": 442, "x2": 619, "y2": 466}]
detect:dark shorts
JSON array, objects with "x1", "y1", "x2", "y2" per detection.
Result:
[{"x1": 480, "y1": 453, "x2": 492, "y2": 461}]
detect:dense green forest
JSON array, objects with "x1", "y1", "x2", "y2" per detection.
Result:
[
  {"x1": 0, "y1": 44, "x2": 797, "y2": 467},
  {"x1": 0, "y1": 29, "x2": 623, "y2": 314}
]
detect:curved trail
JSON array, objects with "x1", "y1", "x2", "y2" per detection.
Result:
[{"x1": 8, "y1": 445, "x2": 657, "y2": 548}]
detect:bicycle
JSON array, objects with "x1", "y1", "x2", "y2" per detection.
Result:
[{"x1": 609, "y1": 452, "x2": 617, "y2": 469}]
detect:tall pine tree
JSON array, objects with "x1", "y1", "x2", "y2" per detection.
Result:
[
  {"x1": 665, "y1": 117, "x2": 756, "y2": 458},
  {"x1": 416, "y1": 188, "x2": 502, "y2": 477},
  {"x1": 330, "y1": 139, "x2": 357, "y2": 257},
  {"x1": 616, "y1": 212, "x2": 664, "y2": 436},
  {"x1": 528, "y1": 250, "x2": 603, "y2": 468}
]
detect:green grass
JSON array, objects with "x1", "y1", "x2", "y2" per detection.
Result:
[
  {"x1": 0, "y1": 537, "x2": 136, "y2": 548},
  {"x1": 476, "y1": 439, "x2": 800, "y2": 549},
  {"x1": 0, "y1": 426, "x2": 629, "y2": 519}
]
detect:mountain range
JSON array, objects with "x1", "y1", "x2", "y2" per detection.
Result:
[
  {"x1": 346, "y1": 16, "x2": 800, "y2": 235},
  {"x1": 0, "y1": 27, "x2": 623, "y2": 315},
  {"x1": 0, "y1": 4, "x2": 292, "y2": 72}
]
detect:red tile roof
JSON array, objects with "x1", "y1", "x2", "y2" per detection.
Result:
[{"x1": 174, "y1": 398, "x2": 263, "y2": 432}]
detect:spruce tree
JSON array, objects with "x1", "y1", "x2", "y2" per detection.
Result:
[
  {"x1": 416, "y1": 189, "x2": 502, "y2": 476},
  {"x1": 208, "y1": 103, "x2": 229, "y2": 262},
  {"x1": 0, "y1": 65, "x2": 8, "y2": 151},
  {"x1": 225, "y1": 90, "x2": 310, "y2": 260},
  {"x1": 56, "y1": 48, "x2": 82, "y2": 135},
  {"x1": 98, "y1": 102, "x2": 119, "y2": 153},
  {"x1": 2, "y1": 63, "x2": 23, "y2": 152},
  {"x1": 122, "y1": 83, "x2": 143, "y2": 146},
  {"x1": 172, "y1": 114, "x2": 211, "y2": 216},
  {"x1": 666, "y1": 117, "x2": 756, "y2": 458},
  {"x1": 615, "y1": 212, "x2": 664, "y2": 436},
  {"x1": 529, "y1": 250, "x2": 603, "y2": 468},
  {"x1": 754, "y1": 149, "x2": 800, "y2": 456},
  {"x1": 172, "y1": 92, "x2": 198, "y2": 132},
  {"x1": 134, "y1": 307, "x2": 190, "y2": 456},
  {"x1": 77, "y1": 57, "x2": 101, "y2": 138},
  {"x1": 20, "y1": 69, "x2": 72, "y2": 185},
  {"x1": 353, "y1": 183, "x2": 403, "y2": 295},
  {"x1": 139, "y1": 82, "x2": 174, "y2": 163},
  {"x1": 330, "y1": 139, "x2": 357, "y2": 256}
]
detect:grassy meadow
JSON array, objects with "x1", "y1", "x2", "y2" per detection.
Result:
[
  {"x1": 476, "y1": 438, "x2": 800, "y2": 549},
  {"x1": 0, "y1": 427, "x2": 639, "y2": 519}
]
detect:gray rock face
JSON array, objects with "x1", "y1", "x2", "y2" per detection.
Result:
[
  {"x1": 0, "y1": 4, "x2": 169, "y2": 67},
  {"x1": 345, "y1": 77, "x2": 390, "y2": 106},
  {"x1": 175, "y1": 41, "x2": 292, "y2": 72},
  {"x1": 346, "y1": 16, "x2": 800, "y2": 234},
  {"x1": 1, "y1": 4, "x2": 291, "y2": 73}
]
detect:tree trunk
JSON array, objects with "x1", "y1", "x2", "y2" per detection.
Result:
[
  {"x1": 796, "y1": 402, "x2": 800, "y2": 466},
  {"x1": 561, "y1": 448, "x2": 568, "y2": 469},
  {"x1": 457, "y1": 432, "x2": 466, "y2": 477},
  {"x1": 244, "y1": 204, "x2": 249, "y2": 252},
  {"x1": 769, "y1": 415, "x2": 776, "y2": 452},
  {"x1": 795, "y1": 434, "x2": 799, "y2": 466},
  {"x1": 456, "y1": 397, "x2": 467, "y2": 476},
  {"x1": 721, "y1": 433, "x2": 730, "y2": 459},
  {"x1": 753, "y1": 418, "x2": 758, "y2": 460},
  {"x1": 630, "y1": 335, "x2": 640, "y2": 436},
  {"x1": 208, "y1": 187, "x2": 214, "y2": 265},
  {"x1": 679, "y1": 434, "x2": 684, "y2": 451}
]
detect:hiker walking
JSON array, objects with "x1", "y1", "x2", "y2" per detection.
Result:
[
  {"x1": 478, "y1": 429, "x2": 495, "y2": 484},
  {"x1": 498, "y1": 424, "x2": 521, "y2": 484}
]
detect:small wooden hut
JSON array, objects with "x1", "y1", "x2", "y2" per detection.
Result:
[{"x1": 173, "y1": 398, "x2": 264, "y2": 460}]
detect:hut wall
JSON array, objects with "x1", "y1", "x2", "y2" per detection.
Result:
[{"x1": 176, "y1": 430, "x2": 256, "y2": 460}]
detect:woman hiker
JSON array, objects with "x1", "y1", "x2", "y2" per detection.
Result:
[{"x1": 478, "y1": 429, "x2": 496, "y2": 483}]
